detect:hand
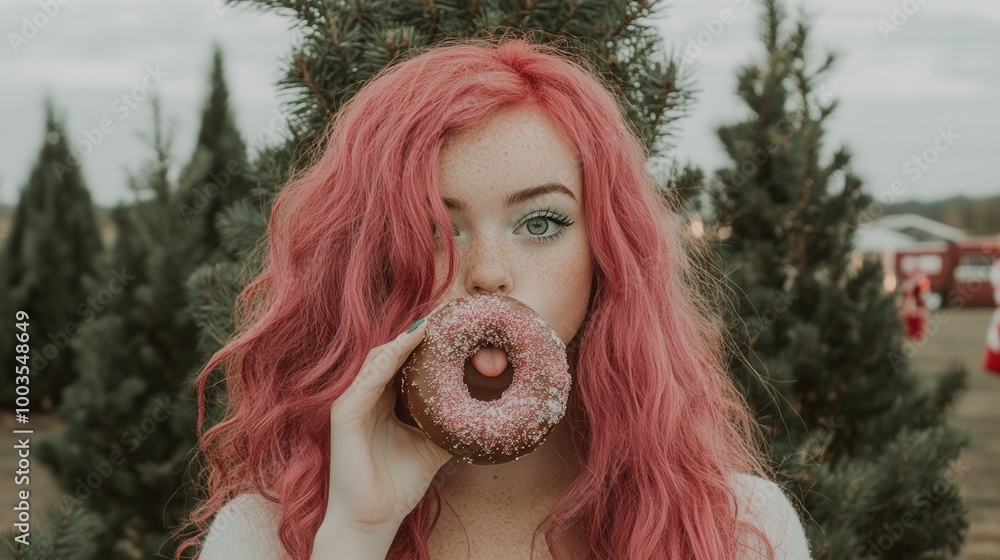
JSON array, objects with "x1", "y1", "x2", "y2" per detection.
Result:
[{"x1": 324, "y1": 301, "x2": 454, "y2": 535}]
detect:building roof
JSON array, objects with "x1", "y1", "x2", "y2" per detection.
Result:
[
  {"x1": 875, "y1": 213, "x2": 967, "y2": 243},
  {"x1": 854, "y1": 224, "x2": 920, "y2": 253}
]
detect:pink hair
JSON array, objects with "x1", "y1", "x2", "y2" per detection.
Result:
[{"x1": 173, "y1": 32, "x2": 777, "y2": 560}]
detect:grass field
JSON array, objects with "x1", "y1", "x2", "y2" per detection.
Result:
[{"x1": 2, "y1": 308, "x2": 998, "y2": 557}]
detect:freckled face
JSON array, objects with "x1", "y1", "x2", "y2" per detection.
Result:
[{"x1": 432, "y1": 105, "x2": 593, "y2": 348}]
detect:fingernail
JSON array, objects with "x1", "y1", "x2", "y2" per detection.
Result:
[{"x1": 405, "y1": 317, "x2": 426, "y2": 334}]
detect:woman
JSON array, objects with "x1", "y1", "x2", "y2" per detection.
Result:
[{"x1": 174, "y1": 34, "x2": 812, "y2": 560}]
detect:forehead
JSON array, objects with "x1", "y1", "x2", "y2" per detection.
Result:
[{"x1": 436, "y1": 105, "x2": 582, "y2": 203}]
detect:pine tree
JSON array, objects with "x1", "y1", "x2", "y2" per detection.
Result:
[
  {"x1": 177, "y1": 4, "x2": 703, "y2": 528},
  {"x1": 174, "y1": 2, "x2": 701, "y2": 556},
  {"x1": 183, "y1": 0, "x2": 697, "y2": 369},
  {"x1": 0, "y1": 99, "x2": 104, "y2": 412},
  {"x1": 31, "y1": 45, "x2": 262, "y2": 557},
  {"x1": 0, "y1": 501, "x2": 103, "y2": 559},
  {"x1": 175, "y1": 44, "x2": 255, "y2": 265},
  {"x1": 704, "y1": 1, "x2": 970, "y2": 557},
  {"x1": 37, "y1": 98, "x2": 202, "y2": 559}
]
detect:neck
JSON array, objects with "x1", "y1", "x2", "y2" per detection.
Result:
[
  {"x1": 434, "y1": 351, "x2": 583, "y2": 512},
  {"x1": 441, "y1": 418, "x2": 579, "y2": 494}
]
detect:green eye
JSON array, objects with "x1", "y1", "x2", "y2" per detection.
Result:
[
  {"x1": 516, "y1": 207, "x2": 575, "y2": 245},
  {"x1": 525, "y1": 217, "x2": 551, "y2": 235},
  {"x1": 433, "y1": 207, "x2": 575, "y2": 247}
]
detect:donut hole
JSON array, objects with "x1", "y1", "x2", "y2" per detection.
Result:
[{"x1": 462, "y1": 345, "x2": 514, "y2": 402}]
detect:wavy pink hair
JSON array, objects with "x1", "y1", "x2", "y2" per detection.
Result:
[{"x1": 173, "y1": 33, "x2": 777, "y2": 560}]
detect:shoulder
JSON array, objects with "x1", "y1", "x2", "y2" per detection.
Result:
[
  {"x1": 199, "y1": 493, "x2": 287, "y2": 560},
  {"x1": 729, "y1": 473, "x2": 813, "y2": 560}
]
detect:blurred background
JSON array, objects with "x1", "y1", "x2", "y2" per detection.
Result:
[{"x1": 1, "y1": 0, "x2": 998, "y2": 558}]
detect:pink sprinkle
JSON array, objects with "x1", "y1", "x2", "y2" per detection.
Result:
[{"x1": 401, "y1": 294, "x2": 571, "y2": 461}]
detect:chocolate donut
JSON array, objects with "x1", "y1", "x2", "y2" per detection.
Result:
[{"x1": 393, "y1": 294, "x2": 571, "y2": 465}]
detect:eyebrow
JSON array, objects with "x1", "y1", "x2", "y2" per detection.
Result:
[{"x1": 441, "y1": 182, "x2": 577, "y2": 212}]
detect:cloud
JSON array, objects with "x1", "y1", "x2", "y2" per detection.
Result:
[
  {"x1": 829, "y1": 50, "x2": 983, "y2": 99},
  {"x1": 656, "y1": 0, "x2": 998, "y2": 203},
  {"x1": 1, "y1": 0, "x2": 996, "y2": 206},
  {"x1": 0, "y1": 0, "x2": 291, "y2": 206}
]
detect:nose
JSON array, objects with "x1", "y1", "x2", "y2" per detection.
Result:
[{"x1": 462, "y1": 233, "x2": 512, "y2": 297}]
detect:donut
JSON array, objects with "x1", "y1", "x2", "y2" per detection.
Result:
[{"x1": 393, "y1": 294, "x2": 572, "y2": 465}]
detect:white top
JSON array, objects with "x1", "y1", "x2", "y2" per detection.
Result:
[
  {"x1": 730, "y1": 473, "x2": 813, "y2": 560},
  {"x1": 199, "y1": 473, "x2": 811, "y2": 559}
]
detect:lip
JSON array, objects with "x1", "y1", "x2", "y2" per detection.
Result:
[{"x1": 463, "y1": 355, "x2": 514, "y2": 401}]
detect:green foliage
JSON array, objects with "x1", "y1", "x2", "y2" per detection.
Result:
[
  {"x1": 0, "y1": 100, "x2": 104, "y2": 412},
  {"x1": 187, "y1": 0, "x2": 699, "y2": 360},
  {"x1": 36, "y1": 97, "x2": 202, "y2": 559},
  {"x1": 179, "y1": 0, "x2": 700, "y2": 554},
  {"x1": 27, "y1": 45, "x2": 261, "y2": 557},
  {"x1": 32, "y1": 44, "x2": 250, "y2": 558},
  {"x1": 16, "y1": 1, "x2": 973, "y2": 558},
  {"x1": 885, "y1": 195, "x2": 1000, "y2": 236},
  {"x1": 704, "y1": 1, "x2": 971, "y2": 557},
  {"x1": 0, "y1": 502, "x2": 104, "y2": 560},
  {"x1": 175, "y1": 44, "x2": 256, "y2": 264}
]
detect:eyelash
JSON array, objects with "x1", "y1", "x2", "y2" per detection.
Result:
[
  {"x1": 432, "y1": 206, "x2": 575, "y2": 246},
  {"x1": 516, "y1": 207, "x2": 575, "y2": 244}
]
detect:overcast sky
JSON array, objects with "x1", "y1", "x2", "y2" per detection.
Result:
[{"x1": 2, "y1": 0, "x2": 998, "y2": 207}]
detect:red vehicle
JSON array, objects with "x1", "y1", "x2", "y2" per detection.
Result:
[
  {"x1": 953, "y1": 238, "x2": 1000, "y2": 307},
  {"x1": 892, "y1": 237, "x2": 998, "y2": 309}
]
